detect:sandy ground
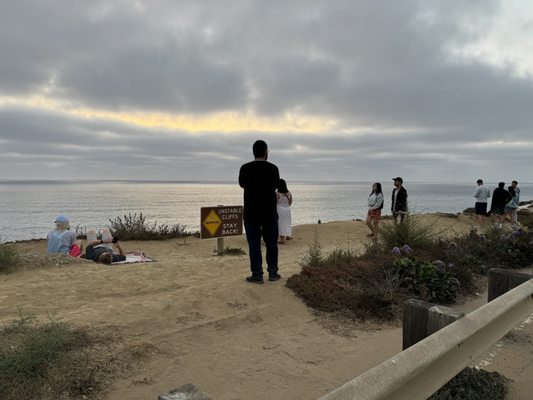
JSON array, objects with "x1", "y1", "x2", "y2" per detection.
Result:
[{"x1": 1, "y1": 214, "x2": 531, "y2": 399}]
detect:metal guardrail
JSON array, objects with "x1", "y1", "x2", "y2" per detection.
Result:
[{"x1": 319, "y1": 279, "x2": 533, "y2": 400}]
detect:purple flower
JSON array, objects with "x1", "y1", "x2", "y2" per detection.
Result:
[
  {"x1": 392, "y1": 247, "x2": 401, "y2": 255},
  {"x1": 401, "y1": 245, "x2": 413, "y2": 254}
]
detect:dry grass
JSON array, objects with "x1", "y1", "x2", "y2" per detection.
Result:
[{"x1": 0, "y1": 312, "x2": 156, "y2": 400}]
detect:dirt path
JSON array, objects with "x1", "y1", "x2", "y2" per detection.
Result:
[{"x1": 1, "y1": 214, "x2": 530, "y2": 399}]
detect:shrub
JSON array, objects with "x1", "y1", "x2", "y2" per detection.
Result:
[
  {"x1": 429, "y1": 367, "x2": 510, "y2": 400},
  {"x1": 388, "y1": 258, "x2": 459, "y2": 303},
  {"x1": 109, "y1": 212, "x2": 191, "y2": 240},
  {"x1": 0, "y1": 312, "x2": 153, "y2": 400},
  {"x1": 299, "y1": 228, "x2": 324, "y2": 267},
  {"x1": 0, "y1": 243, "x2": 20, "y2": 272},
  {"x1": 379, "y1": 215, "x2": 438, "y2": 249}
]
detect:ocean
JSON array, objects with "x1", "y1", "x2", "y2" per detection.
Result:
[{"x1": 0, "y1": 180, "x2": 531, "y2": 242}]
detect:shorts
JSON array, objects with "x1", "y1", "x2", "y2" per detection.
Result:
[
  {"x1": 367, "y1": 209, "x2": 382, "y2": 218},
  {"x1": 474, "y1": 202, "x2": 487, "y2": 215}
]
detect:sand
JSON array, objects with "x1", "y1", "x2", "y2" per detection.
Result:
[{"x1": 1, "y1": 214, "x2": 531, "y2": 399}]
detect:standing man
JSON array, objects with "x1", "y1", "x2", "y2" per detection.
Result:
[
  {"x1": 391, "y1": 177, "x2": 408, "y2": 224},
  {"x1": 511, "y1": 180, "x2": 520, "y2": 225},
  {"x1": 239, "y1": 140, "x2": 281, "y2": 284},
  {"x1": 473, "y1": 179, "x2": 491, "y2": 226},
  {"x1": 491, "y1": 182, "x2": 512, "y2": 227}
]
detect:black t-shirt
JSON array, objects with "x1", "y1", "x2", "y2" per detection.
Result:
[
  {"x1": 85, "y1": 245, "x2": 126, "y2": 263},
  {"x1": 239, "y1": 160, "x2": 280, "y2": 220}
]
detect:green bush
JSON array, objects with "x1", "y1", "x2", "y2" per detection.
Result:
[
  {"x1": 429, "y1": 367, "x2": 510, "y2": 400},
  {"x1": 0, "y1": 312, "x2": 153, "y2": 400},
  {"x1": 0, "y1": 243, "x2": 20, "y2": 272},
  {"x1": 389, "y1": 258, "x2": 460, "y2": 303},
  {"x1": 379, "y1": 215, "x2": 438, "y2": 249},
  {"x1": 109, "y1": 212, "x2": 191, "y2": 240}
]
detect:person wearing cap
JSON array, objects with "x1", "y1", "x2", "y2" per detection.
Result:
[
  {"x1": 47, "y1": 215, "x2": 82, "y2": 256},
  {"x1": 391, "y1": 177, "x2": 408, "y2": 223}
]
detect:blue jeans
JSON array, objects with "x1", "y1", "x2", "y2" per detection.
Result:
[{"x1": 244, "y1": 214, "x2": 278, "y2": 277}]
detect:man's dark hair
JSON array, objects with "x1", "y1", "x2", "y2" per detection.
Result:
[
  {"x1": 512, "y1": 180, "x2": 518, "y2": 185},
  {"x1": 253, "y1": 140, "x2": 268, "y2": 158},
  {"x1": 498, "y1": 182, "x2": 505, "y2": 189},
  {"x1": 477, "y1": 179, "x2": 483, "y2": 184}
]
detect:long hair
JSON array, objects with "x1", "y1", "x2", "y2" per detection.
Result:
[
  {"x1": 508, "y1": 186, "x2": 516, "y2": 197},
  {"x1": 371, "y1": 182, "x2": 382, "y2": 195},
  {"x1": 278, "y1": 179, "x2": 289, "y2": 194}
]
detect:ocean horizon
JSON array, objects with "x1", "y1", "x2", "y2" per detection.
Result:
[{"x1": 1, "y1": 180, "x2": 531, "y2": 242}]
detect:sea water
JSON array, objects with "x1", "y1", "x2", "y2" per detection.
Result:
[{"x1": 0, "y1": 180, "x2": 531, "y2": 242}]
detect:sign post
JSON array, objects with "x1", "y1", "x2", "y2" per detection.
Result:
[{"x1": 200, "y1": 205, "x2": 243, "y2": 255}]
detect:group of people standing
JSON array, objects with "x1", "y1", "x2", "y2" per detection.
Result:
[
  {"x1": 365, "y1": 177, "x2": 409, "y2": 237},
  {"x1": 474, "y1": 179, "x2": 521, "y2": 226},
  {"x1": 238, "y1": 140, "x2": 293, "y2": 284}
]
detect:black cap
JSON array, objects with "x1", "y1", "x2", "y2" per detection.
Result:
[{"x1": 392, "y1": 177, "x2": 403, "y2": 183}]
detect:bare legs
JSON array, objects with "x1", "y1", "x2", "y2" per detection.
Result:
[{"x1": 366, "y1": 215, "x2": 380, "y2": 237}]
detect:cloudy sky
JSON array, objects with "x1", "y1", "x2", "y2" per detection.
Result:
[{"x1": 1, "y1": 0, "x2": 532, "y2": 182}]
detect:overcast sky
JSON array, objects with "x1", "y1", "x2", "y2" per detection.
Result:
[{"x1": 1, "y1": 0, "x2": 532, "y2": 183}]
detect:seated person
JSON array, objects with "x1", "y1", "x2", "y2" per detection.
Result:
[
  {"x1": 85, "y1": 236, "x2": 126, "y2": 264},
  {"x1": 47, "y1": 215, "x2": 82, "y2": 256}
]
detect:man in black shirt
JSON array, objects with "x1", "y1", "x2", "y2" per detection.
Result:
[
  {"x1": 239, "y1": 140, "x2": 281, "y2": 284},
  {"x1": 391, "y1": 177, "x2": 408, "y2": 224},
  {"x1": 490, "y1": 182, "x2": 512, "y2": 226}
]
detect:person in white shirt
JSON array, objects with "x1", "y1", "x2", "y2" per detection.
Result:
[
  {"x1": 366, "y1": 182, "x2": 384, "y2": 237},
  {"x1": 473, "y1": 179, "x2": 491, "y2": 225}
]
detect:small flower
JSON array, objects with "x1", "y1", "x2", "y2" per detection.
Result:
[
  {"x1": 401, "y1": 245, "x2": 413, "y2": 254},
  {"x1": 392, "y1": 247, "x2": 401, "y2": 255}
]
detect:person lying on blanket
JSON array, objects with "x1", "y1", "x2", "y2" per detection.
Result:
[{"x1": 85, "y1": 236, "x2": 126, "y2": 264}]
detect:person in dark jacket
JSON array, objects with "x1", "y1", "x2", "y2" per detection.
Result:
[
  {"x1": 239, "y1": 140, "x2": 281, "y2": 284},
  {"x1": 391, "y1": 177, "x2": 408, "y2": 224},
  {"x1": 490, "y1": 182, "x2": 512, "y2": 226}
]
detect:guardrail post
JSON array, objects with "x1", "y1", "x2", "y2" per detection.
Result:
[
  {"x1": 488, "y1": 269, "x2": 532, "y2": 302},
  {"x1": 403, "y1": 299, "x2": 464, "y2": 350}
]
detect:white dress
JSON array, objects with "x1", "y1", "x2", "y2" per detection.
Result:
[{"x1": 277, "y1": 192, "x2": 292, "y2": 237}]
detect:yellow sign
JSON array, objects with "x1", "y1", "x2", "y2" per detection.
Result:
[{"x1": 203, "y1": 209, "x2": 222, "y2": 236}]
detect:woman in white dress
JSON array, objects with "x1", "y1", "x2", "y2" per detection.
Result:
[{"x1": 276, "y1": 179, "x2": 293, "y2": 244}]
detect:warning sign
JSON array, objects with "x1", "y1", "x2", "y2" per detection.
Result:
[{"x1": 200, "y1": 206, "x2": 243, "y2": 239}]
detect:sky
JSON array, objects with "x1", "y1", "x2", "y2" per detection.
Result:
[{"x1": 1, "y1": 0, "x2": 532, "y2": 183}]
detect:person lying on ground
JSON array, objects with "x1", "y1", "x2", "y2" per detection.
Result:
[{"x1": 85, "y1": 236, "x2": 126, "y2": 264}]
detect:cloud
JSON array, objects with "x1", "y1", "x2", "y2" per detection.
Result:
[{"x1": 1, "y1": 0, "x2": 532, "y2": 182}]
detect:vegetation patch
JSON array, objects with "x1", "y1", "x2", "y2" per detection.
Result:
[
  {"x1": 429, "y1": 367, "x2": 510, "y2": 400},
  {"x1": 0, "y1": 243, "x2": 20, "y2": 273},
  {"x1": 287, "y1": 217, "x2": 533, "y2": 321},
  {"x1": 109, "y1": 212, "x2": 192, "y2": 240},
  {"x1": 0, "y1": 312, "x2": 155, "y2": 400}
]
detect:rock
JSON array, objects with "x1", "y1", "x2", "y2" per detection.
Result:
[{"x1": 158, "y1": 384, "x2": 213, "y2": 400}]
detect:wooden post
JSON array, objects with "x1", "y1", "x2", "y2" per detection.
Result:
[
  {"x1": 217, "y1": 237, "x2": 224, "y2": 256},
  {"x1": 488, "y1": 269, "x2": 532, "y2": 302},
  {"x1": 427, "y1": 305, "x2": 464, "y2": 336},
  {"x1": 403, "y1": 299, "x2": 464, "y2": 350}
]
